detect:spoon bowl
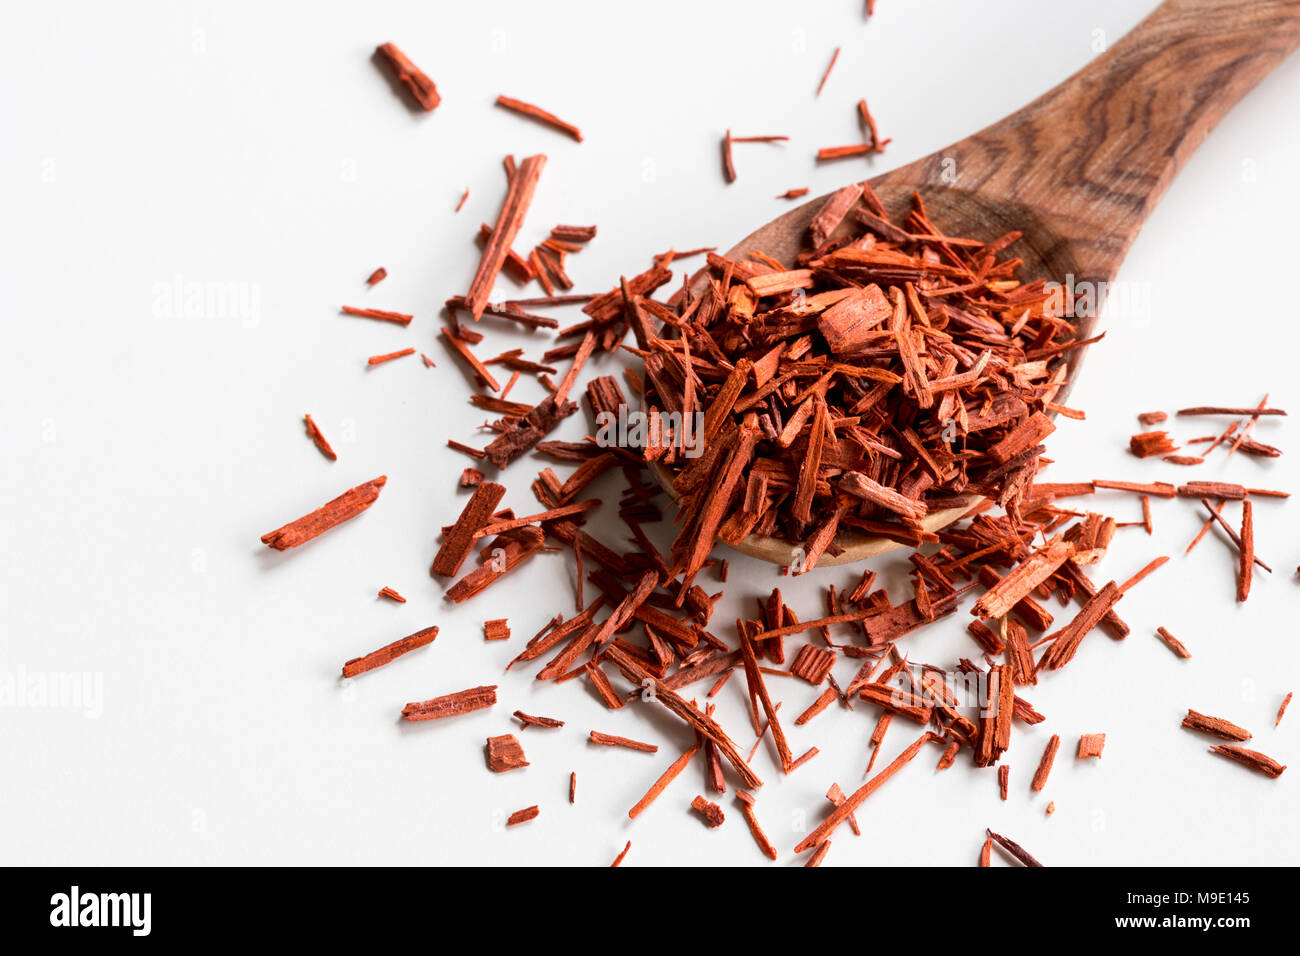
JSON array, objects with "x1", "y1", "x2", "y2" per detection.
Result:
[{"x1": 653, "y1": 0, "x2": 1300, "y2": 566}]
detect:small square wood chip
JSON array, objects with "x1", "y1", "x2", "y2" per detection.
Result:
[
  {"x1": 487, "y1": 734, "x2": 529, "y2": 772},
  {"x1": 1077, "y1": 733, "x2": 1106, "y2": 759}
]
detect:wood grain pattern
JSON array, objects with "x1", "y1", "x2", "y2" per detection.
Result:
[{"x1": 697, "y1": 0, "x2": 1300, "y2": 565}]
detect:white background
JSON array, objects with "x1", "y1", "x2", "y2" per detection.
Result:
[{"x1": 2, "y1": 0, "x2": 1298, "y2": 866}]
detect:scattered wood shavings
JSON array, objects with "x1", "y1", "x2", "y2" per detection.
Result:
[
  {"x1": 796, "y1": 733, "x2": 930, "y2": 852},
  {"x1": 266, "y1": 58, "x2": 1300, "y2": 865}
]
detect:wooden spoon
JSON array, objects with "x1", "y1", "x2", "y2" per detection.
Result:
[{"x1": 660, "y1": 0, "x2": 1300, "y2": 568}]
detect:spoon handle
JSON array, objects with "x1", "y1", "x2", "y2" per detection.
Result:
[{"x1": 921, "y1": 0, "x2": 1300, "y2": 280}]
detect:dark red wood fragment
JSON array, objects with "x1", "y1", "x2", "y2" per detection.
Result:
[
  {"x1": 986, "y1": 828, "x2": 1043, "y2": 867},
  {"x1": 589, "y1": 730, "x2": 658, "y2": 753},
  {"x1": 341, "y1": 305, "x2": 413, "y2": 326},
  {"x1": 431, "y1": 481, "x2": 506, "y2": 577},
  {"x1": 1077, "y1": 733, "x2": 1106, "y2": 758},
  {"x1": 1031, "y1": 734, "x2": 1059, "y2": 792},
  {"x1": 486, "y1": 734, "x2": 529, "y2": 772},
  {"x1": 1209, "y1": 745, "x2": 1286, "y2": 778},
  {"x1": 402, "y1": 685, "x2": 497, "y2": 721},
  {"x1": 375, "y1": 43, "x2": 441, "y2": 111},
  {"x1": 368, "y1": 347, "x2": 415, "y2": 366},
  {"x1": 261, "y1": 476, "x2": 387, "y2": 551},
  {"x1": 303, "y1": 414, "x2": 337, "y2": 461},
  {"x1": 1155, "y1": 626, "x2": 1191, "y2": 659},
  {"x1": 496, "y1": 95, "x2": 583, "y2": 141},
  {"x1": 466, "y1": 155, "x2": 546, "y2": 322},
  {"x1": 1181, "y1": 709, "x2": 1250, "y2": 741},
  {"x1": 513, "y1": 710, "x2": 564, "y2": 730},
  {"x1": 506, "y1": 806, "x2": 540, "y2": 826},
  {"x1": 342, "y1": 625, "x2": 437, "y2": 677},
  {"x1": 690, "y1": 795, "x2": 725, "y2": 828},
  {"x1": 815, "y1": 47, "x2": 841, "y2": 96}
]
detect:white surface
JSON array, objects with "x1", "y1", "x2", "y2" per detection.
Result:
[{"x1": 2, "y1": 0, "x2": 1298, "y2": 866}]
